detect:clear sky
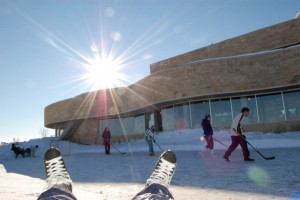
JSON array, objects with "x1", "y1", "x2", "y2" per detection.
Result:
[{"x1": 0, "y1": 0, "x2": 299, "y2": 143}]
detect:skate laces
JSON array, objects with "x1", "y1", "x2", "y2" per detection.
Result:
[
  {"x1": 45, "y1": 156, "x2": 72, "y2": 191},
  {"x1": 146, "y1": 156, "x2": 176, "y2": 188}
]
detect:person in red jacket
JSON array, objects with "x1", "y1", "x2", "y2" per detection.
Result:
[{"x1": 102, "y1": 127, "x2": 111, "y2": 155}]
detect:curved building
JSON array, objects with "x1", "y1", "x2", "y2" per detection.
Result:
[{"x1": 45, "y1": 18, "x2": 300, "y2": 144}]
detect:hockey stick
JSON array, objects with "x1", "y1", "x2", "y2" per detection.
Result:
[
  {"x1": 154, "y1": 141, "x2": 164, "y2": 152},
  {"x1": 237, "y1": 133, "x2": 275, "y2": 160},
  {"x1": 213, "y1": 138, "x2": 229, "y2": 147},
  {"x1": 111, "y1": 143, "x2": 126, "y2": 154}
]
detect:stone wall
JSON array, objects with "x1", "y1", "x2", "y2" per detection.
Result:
[{"x1": 150, "y1": 18, "x2": 300, "y2": 74}]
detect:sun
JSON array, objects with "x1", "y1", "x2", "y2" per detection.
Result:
[{"x1": 84, "y1": 56, "x2": 123, "y2": 90}]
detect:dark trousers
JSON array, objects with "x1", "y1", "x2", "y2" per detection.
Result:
[
  {"x1": 224, "y1": 135, "x2": 250, "y2": 159},
  {"x1": 38, "y1": 184, "x2": 173, "y2": 200},
  {"x1": 37, "y1": 188, "x2": 77, "y2": 200},
  {"x1": 132, "y1": 183, "x2": 174, "y2": 200},
  {"x1": 104, "y1": 142, "x2": 110, "y2": 154},
  {"x1": 204, "y1": 135, "x2": 214, "y2": 150}
]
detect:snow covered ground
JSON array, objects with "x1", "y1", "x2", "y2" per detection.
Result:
[{"x1": 0, "y1": 129, "x2": 300, "y2": 200}]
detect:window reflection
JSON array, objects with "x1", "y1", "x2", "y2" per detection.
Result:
[
  {"x1": 98, "y1": 90, "x2": 299, "y2": 134},
  {"x1": 231, "y1": 96, "x2": 258, "y2": 124},
  {"x1": 190, "y1": 101, "x2": 210, "y2": 129},
  {"x1": 174, "y1": 103, "x2": 190, "y2": 129},
  {"x1": 257, "y1": 93, "x2": 285, "y2": 122},
  {"x1": 283, "y1": 91, "x2": 300, "y2": 120},
  {"x1": 161, "y1": 106, "x2": 175, "y2": 131},
  {"x1": 210, "y1": 98, "x2": 231, "y2": 126}
]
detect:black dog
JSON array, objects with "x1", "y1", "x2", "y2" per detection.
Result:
[{"x1": 11, "y1": 143, "x2": 25, "y2": 158}]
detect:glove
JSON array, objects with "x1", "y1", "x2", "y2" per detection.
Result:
[{"x1": 153, "y1": 139, "x2": 156, "y2": 143}]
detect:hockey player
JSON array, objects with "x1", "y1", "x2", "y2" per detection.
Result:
[
  {"x1": 201, "y1": 114, "x2": 215, "y2": 156},
  {"x1": 144, "y1": 125, "x2": 156, "y2": 156},
  {"x1": 102, "y1": 127, "x2": 111, "y2": 155},
  {"x1": 223, "y1": 107, "x2": 255, "y2": 162}
]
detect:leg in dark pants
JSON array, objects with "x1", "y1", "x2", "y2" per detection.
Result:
[
  {"x1": 224, "y1": 135, "x2": 251, "y2": 160},
  {"x1": 223, "y1": 136, "x2": 239, "y2": 159},
  {"x1": 104, "y1": 142, "x2": 110, "y2": 154},
  {"x1": 132, "y1": 183, "x2": 174, "y2": 200},
  {"x1": 239, "y1": 135, "x2": 250, "y2": 159}
]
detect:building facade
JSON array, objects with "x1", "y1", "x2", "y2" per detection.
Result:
[{"x1": 45, "y1": 18, "x2": 300, "y2": 144}]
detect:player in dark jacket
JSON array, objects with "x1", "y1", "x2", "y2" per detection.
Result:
[
  {"x1": 102, "y1": 127, "x2": 111, "y2": 155},
  {"x1": 201, "y1": 114, "x2": 215, "y2": 156}
]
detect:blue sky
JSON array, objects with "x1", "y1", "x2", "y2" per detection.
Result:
[{"x1": 0, "y1": 0, "x2": 299, "y2": 142}]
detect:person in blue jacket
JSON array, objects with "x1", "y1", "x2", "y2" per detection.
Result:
[{"x1": 201, "y1": 114, "x2": 215, "y2": 156}]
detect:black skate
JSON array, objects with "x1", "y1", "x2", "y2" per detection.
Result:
[
  {"x1": 44, "y1": 147, "x2": 72, "y2": 193},
  {"x1": 146, "y1": 150, "x2": 176, "y2": 188},
  {"x1": 244, "y1": 157, "x2": 255, "y2": 162}
]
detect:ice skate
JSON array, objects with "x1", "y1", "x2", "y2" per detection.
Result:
[
  {"x1": 146, "y1": 150, "x2": 176, "y2": 188},
  {"x1": 200, "y1": 147, "x2": 209, "y2": 156},
  {"x1": 210, "y1": 149, "x2": 217, "y2": 157},
  {"x1": 244, "y1": 157, "x2": 255, "y2": 162},
  {"x1": 44, "y1": 147, "x2": 73, "y2": 193},
  {"x1": 223, "y1": 155, "x2": 230, "y2": 162}
]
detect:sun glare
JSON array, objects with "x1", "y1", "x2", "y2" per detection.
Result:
[{"x1": 85, "y1": 56, "x2": 122, "y2": 90}]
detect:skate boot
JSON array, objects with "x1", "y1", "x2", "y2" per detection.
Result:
[
  {"x1": 146, "y1": 150, "x2": 176, "y2": 188},
  {"x1": 223, "y1": 155, "x2": 230, "y2": 162},
  {"x1": 44, "y1": 147, "x2": 72, "y2": 193},
  {"x1": 200, "y1": 147, "x2": 209, "y2": 156},
  {"x1": 210, "y1": 149, "x2": 216, "y2": 157},
  {"x1": 244, "y1": 157, "x2": 255, "y2": 162}
]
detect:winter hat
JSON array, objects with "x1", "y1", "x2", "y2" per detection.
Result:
[
  {"x1": 204, "y1": 114, "x2": 210, "y2": 119},
  {"x1": 241, "y1": 107, "x2": 250, "y2": 113}
]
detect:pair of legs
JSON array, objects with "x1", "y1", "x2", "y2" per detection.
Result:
[
  {"x1": 204, "y1": 135, "x2": 214, "y2": 150},
  {"x1": 223, "y1": 135, "x2": 254, "y2": 161},
  {"x1": 145, "y1": 138, "x2": 154, "y2": 156},
  {"x1": 38, "y1": 148, "x2": 176, "y2": 200},
  {"x1": 104, "y1": 141, "x2": 110, "y2": 155}
]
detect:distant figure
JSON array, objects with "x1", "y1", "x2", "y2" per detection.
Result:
[
  {"x1": 29, "y1": 145, "x2": 39, "y2": 157},
  {"x1": 223, "y1": 107, "x2": 254, "y2": 162},
  {"x1": 145, "y1": 125, "x2": 156, "y2": 156},
  {"x1": 201, "y1": 114, "x2": 215, "y2": 156},
  {"x1": 102, "y1": 127, "x2": 111, "y2": 155},
  {"x1": 11, "y1": 143, "x2": 25, "y2": 158}
]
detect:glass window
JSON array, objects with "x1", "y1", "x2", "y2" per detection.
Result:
[
  {"x1": 110, "y1": 118, "x2": 123, "y2": 136},
  {"x1": 99, "y1": 118, "x2": 123, "y2": 136},
  {"x1": 257, "y1": 93, "x2": 285, "y2": 123},
  {"x1": 190, "y1": 101, "x2": 210, "y2": 129},
  {"x1": 231, "y1": 96, "x2": 258, "y2": 124},
  {"x1": 145, "y1": 112, "x2": 155, "y2": 130},
  {"x1": 210, "y1": 98, "x2": 232, "y2": 126},
  {"x1": 134, "y1": 114, "x2": 145, "y2": 134},
  {"x1": 283, "y1": 90, "x2": 300, "y2": 120},
  {"x1": 123, "y1": 116, "x2": 134, "y2": 135},
  {"x1": 174, "y1": 103, "x2": 190, "y2": 129},
  {"x1": 161, "y1": 106, "x2": 175, "y2": 131},
  {"x1": 99, "y1": 119, "x2": 110, "y2": 137}
]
